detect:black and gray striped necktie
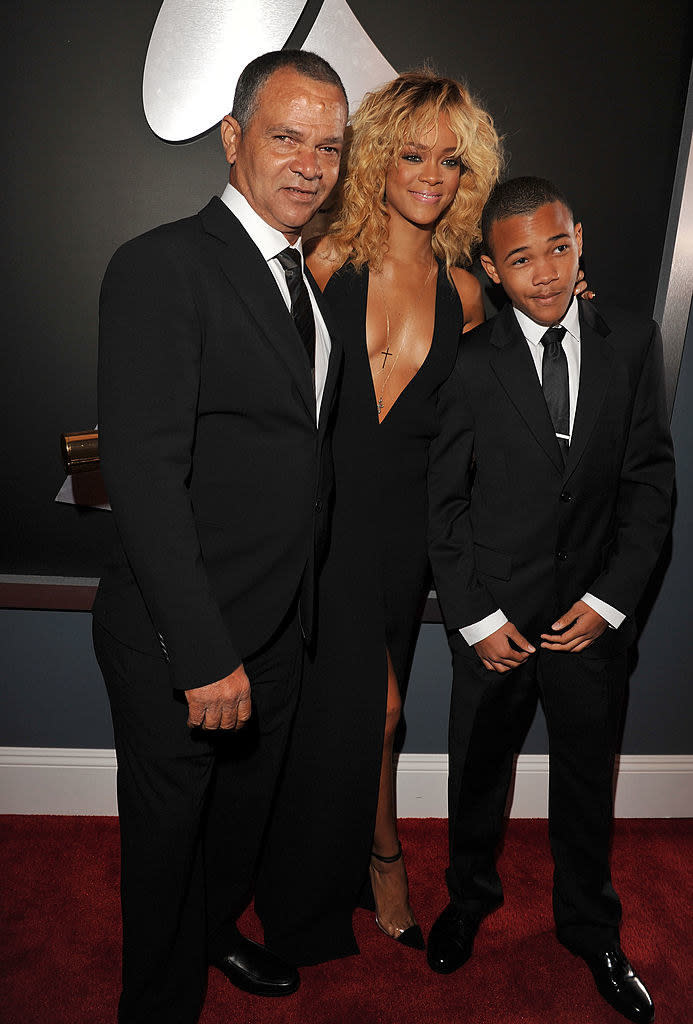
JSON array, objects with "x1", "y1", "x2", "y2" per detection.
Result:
[{"x1": 276, "y1": 247, "x2": 316, "y2": 369}]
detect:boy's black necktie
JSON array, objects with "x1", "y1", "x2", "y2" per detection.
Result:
[
  {"x1": 540, "y1": 325, "x2": 570, "y2": 462},
  {"x1": 276, "y1": 247, "x2": 315, "y2": 369}
]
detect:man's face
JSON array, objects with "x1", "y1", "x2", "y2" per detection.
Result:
[
  {"x1": 222, "y1": 67, "x2": 347, "y2": 243},
  {"x1": 480, "y1": 201, "x2": 583, "y2": 326}
]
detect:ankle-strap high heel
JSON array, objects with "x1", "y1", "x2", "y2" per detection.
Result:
[{"x1": 370, "y1": 843, "x2": 425, "y2": 950}]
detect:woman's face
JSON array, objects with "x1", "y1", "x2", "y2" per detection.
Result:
[{"x1": 384, "y1": 112, "x2": 463, "y2": 228}]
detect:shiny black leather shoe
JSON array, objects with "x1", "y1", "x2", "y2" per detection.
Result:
[
  {"x1": 210, "y1": 934, "x2": 300, "y2": 997},
  {"x1": 580, "y1": 945, "x2": 654, "y2": 1022},
  {"x1": 426, "y1": 904, "x2": 482, "y2": 974}
]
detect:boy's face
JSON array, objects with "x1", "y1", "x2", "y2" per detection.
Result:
[{"x1": 480, "y1": 201, "x2": 583, "y2": 326}]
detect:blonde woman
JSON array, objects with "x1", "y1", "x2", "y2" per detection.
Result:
[{"x1": 257, "y1": 71, "x2": 584, "y2": 966}]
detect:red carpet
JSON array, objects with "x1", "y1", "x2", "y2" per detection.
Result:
[{"x1": 1, "y1": 816, "x2": 691, "y2": 1024}]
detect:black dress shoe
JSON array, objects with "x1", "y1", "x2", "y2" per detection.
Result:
[
  {"x1": 210, "y1": 934, "x2": 300, "y2": 997},
  {"x1": 580, "y1": 945, "x2": 654, "y2": 1023},
  {"x1": 427, "y1": 904, "x2": 482, "y2": 974}
]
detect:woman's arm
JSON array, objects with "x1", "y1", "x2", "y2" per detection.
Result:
[
  {"x1": 305, "y1": 235, "x2": 343, "y2": 292},
  {"x1": 450, "y1": 266, "x2": 485, "y2": 332}
]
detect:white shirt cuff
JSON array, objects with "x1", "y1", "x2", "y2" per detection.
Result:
[
  {"x1": 460, "y1": 609, "x2": 509, "y2": 646},
  {"x1": 582, "y1": 593, "x2": 625, "y2": 629}
]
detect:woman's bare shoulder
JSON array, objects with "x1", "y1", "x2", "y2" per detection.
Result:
[
  {"x1": 449, "y1": 265, "x2": 481, "y2": 303},
  {"x1": 305, "y1": 236, "x2": 344, "y2": 291},
  {"x1": 449, "y1": 265, "x2": 485, "y2": 331}
]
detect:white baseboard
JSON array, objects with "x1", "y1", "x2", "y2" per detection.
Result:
[
  {"x1": 395, "y1": 753, "x2": 693, "y2": 818},
  {"x1": 1, "y1": 748, "x2": 692, "y2": 818},
  {"x1": 1, "y1": 748, "x2": 119, "y2": 815}
]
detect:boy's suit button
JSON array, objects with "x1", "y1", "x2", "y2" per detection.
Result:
[
  {"x1": 314, "y1": 499, "x2": 323, "y2": 513},
  {"x1": 557, "y1": 550, "x2": 568, "y2": 561},
  {"x1": 560, "y1": 490, "x2": 573, "y2": 502}
]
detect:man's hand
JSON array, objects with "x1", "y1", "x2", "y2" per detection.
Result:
[
  {"x1": 540, "y1": 600, "x2": 607, "y2": 652},
  {"x1": 185, "y1": 664, "x2": 252, "y2": 731},
  {"x1": 573, "y1": 268, "x2": 595, "y2": 300},
  {"x1": 474, "y1": 624, "x2": 535, "y2": 673}
]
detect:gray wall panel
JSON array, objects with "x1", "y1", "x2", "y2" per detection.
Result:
[{"x1": 0, "y1": 611, "x2": 112, "y2": 748}]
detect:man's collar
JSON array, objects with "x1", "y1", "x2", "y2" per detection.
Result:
[
  {"x1": 221, "y1": 184, "x2": 303, "y2": 261},
  {"x1": 513, "y1": 296, "x2": 580, "y2": 347}
]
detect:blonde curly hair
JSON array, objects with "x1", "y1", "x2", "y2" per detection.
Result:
[{"x1": 327, "y1": 70, "x2": 502, "y2": 275}]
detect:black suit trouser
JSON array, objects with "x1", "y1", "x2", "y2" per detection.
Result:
[
  {"x1": 93, "y1": 608, "x2": 303, "y2": 1024},
  {"x1": 446, "y1": 639, "x2": 627, "y2": 955}
]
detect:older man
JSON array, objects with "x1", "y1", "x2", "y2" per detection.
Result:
[{"x1": 92, "y1": 50, "x2": 347, "y2": 1024}]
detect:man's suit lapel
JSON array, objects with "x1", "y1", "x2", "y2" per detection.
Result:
[
  {"x1": 306, "y1": 266, "x2": 342, "y2": 433},
  {"x1": 564, "y1": 302, "x2": 614, "y2": 479},
  {"x1": 199, "y1": 198, "x2": 316, "y2": 421},
  {"x1": 489, "y1": 304, "x2": 565, "y2": 472}
]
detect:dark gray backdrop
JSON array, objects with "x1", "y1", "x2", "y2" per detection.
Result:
[{"x1": 1, "y1": 0, "x2": 691, "y2": 754}]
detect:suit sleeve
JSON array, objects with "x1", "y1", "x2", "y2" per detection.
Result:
[
  {"x1": 98, "y1": 234, "x2": 241, "y2": 689},
  {"x1": 588, "y1": 321, "x2": 675, "y2": 615},
  {"x1": 427, "y1": 360, "x2": 499, "y2": 631}
]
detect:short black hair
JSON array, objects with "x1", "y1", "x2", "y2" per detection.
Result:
[
  {"x1": 481, "y1": 176, "x2": 573, "y2": 255},
  {"x1": 231, "y1": 50, "x2": 348, "y2": 130}
]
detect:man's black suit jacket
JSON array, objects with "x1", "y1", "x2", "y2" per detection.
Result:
[
  {"x1": 93, "y1": 197, "x2": 342, "y2": 690},
  {"x1": 428, "y1": 299, "x2": 675, "y2": 655}
]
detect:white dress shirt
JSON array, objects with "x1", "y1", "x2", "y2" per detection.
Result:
[
  {"x1": 220, "y1": 184, "x2": 330, "y2": 417},
  {"x1": 460, "y1": 298, "x2": 624, "y2": 647}
]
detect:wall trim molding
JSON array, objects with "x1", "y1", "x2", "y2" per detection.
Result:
[
  {"x1": 1, "y1": 748, "x2": 691, "y2": 818},
  {"x1": 394, "y1": 753, "x2": 693, "y2": 819}
]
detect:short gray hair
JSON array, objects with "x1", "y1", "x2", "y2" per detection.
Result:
[{"x1": 231, "y1": 50, "x2": 347, "y2": 130}]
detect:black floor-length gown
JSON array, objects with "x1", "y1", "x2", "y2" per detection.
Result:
[{"x1": 255, "y1": 260, "x2": 463, "y2": 964}]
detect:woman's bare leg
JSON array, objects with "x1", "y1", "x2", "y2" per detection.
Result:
[{"x1": 369, "y1": 650, "x2": 420, "y2": 940}]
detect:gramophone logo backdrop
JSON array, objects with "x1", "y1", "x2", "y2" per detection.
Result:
[{"x1": 143, "y1": 0, "x2": 397, "y2": 141}]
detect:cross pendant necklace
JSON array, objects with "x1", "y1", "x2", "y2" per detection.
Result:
[{"x1": 374, "y1": 256, "x2": 436, "y2": 420}]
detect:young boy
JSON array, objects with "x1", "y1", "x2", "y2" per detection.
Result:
[{"x1": 426, "y1": 177, "x2": 674, "y2": 1023}]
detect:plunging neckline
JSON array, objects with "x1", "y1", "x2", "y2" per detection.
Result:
[{"x1": 364, "y1": 262, "x2": 443, "y2": 425}]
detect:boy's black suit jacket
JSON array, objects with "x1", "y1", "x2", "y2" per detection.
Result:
[
  {"x1": 428, "y1": 299, "x2": 674, "y2": 656},
  {"x1": 93, "y1": 197, "x2": 342, "y2": 690}
]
